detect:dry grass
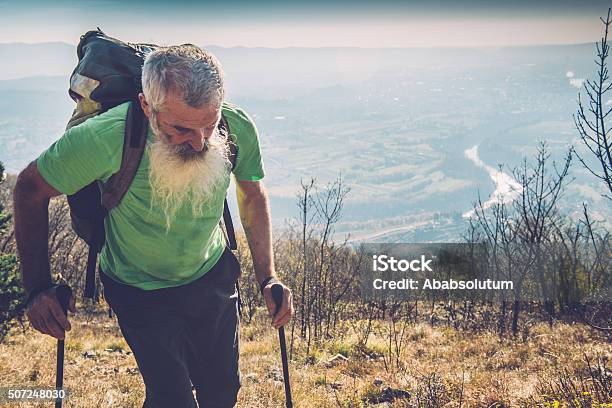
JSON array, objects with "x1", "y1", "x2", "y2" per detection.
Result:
[{"x1": 0, "y1": 305, "x2": 610, "y2": 407}]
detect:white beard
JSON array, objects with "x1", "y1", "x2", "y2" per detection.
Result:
[{"x1": 147, "y1": 125, "x2": 231, "y2": 231}]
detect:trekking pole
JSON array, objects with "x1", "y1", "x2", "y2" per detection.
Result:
[
  {"x1": 55, "y1": 284, "x2": 72, "y2": 408},
  {"x1": 271, "y1": 284, "x2": 293, "y2": 408}
]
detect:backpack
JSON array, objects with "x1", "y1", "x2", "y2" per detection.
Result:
[{"x1": 65, "y1": 29, "x2": 238, "y2": 302}]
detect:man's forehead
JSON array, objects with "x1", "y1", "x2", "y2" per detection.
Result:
[
  {"x1": 158, "y1": 101, "x2": 222, "y2": 129},
  {"x1": 164, "y1": 109, "x2": 221, "y2": 128}
]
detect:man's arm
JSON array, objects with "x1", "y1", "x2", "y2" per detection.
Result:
[
  {"x1": 14, "y1": 161, "x2": 59, "y2": 292},
  {"x1": 13, "y1": 161, "x2": 75, "y2": 339},
  {"x1": 235, "y1": 179, "x2": 293, "y2": 329}
]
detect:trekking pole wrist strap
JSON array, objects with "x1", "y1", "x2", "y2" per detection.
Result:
[{"x1": 259, "y1": 276, "x2": 280, "y2": 294}]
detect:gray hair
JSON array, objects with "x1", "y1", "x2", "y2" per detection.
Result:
[{"x1": 141, "y1": 44, "x2": 225, "y2": 111}]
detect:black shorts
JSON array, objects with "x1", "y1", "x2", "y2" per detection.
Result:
[{"x1": 101, "y1": 247, "x2": 241, "y2": 408}]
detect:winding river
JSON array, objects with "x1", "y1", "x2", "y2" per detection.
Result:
[{"x1": 462, "y1": 145, "x2": 522, "y2": 218}]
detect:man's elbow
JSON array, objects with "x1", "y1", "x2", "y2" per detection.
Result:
[
  {"x1": 249, "y1": 188, "x2": 269, "y2": 210},
  {"x1": 238, "y1": 180, "x2": 269, "y2": 206},
  {"x1": 14, "y1": 166, "x2": 35, "y2": 199},
  {"x1": 14, "y1": 161, "x2": 59, "y2": 203},
  {"x1": 238, "y1": 181, "x2": 270, "y2": 222}
]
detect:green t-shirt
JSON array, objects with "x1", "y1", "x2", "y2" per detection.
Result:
[{"x1": 37, "y1": 101, "x2": 265, "y2": 290}]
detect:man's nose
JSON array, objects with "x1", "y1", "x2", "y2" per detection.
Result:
[{"x1": 187, "y1": 128, "x2": 212, "y2": 152}]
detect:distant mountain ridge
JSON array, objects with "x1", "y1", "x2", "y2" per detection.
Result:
[
  {"x1": 0, "y1": 75, "x2": 68, "y2": 91},
  {"x1": 0, "y1": 40, "x2": 596, "y2": 82},
  {"x1": 0, "y1": 42, "x2": 75, "y2": 80}
]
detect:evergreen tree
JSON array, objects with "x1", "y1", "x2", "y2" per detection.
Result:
[
  {"x1": 0, "y1": 161, "x2": 25, "y2": 341},
  {"x1": 0, "y1": 161, "x2": 10, "y2": 233}
]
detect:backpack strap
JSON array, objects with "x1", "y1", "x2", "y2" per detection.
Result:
[
  {"x1": 218, "y1": 114, "x2": 238, "y2": 251},
  {"x1": 83, "y1": 101, "x2": 147, "y2": 300},
  {"x1": 83, "y1": 248, "x2": 99, "y2": 301},
  {"x1": 219, "y1": 114, "x2": 237, "y2": 172},
  {"x1": 218, "y1": 113, "x2": 243, "y2": 317},
  {"x1": 101, "y1": 100, "x2": 148, "y2": 210}
]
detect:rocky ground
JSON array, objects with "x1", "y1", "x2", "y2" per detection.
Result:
[{"x1": 0, "y1": 303, "x2": 610, "y2": 407}]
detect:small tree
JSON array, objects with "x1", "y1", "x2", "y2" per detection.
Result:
[
  {"x1": 574, "y1": 8, "x2": 612, "y2": 201},
  {"x1": 0, "y1": 162, "x2": 9, "y2": 235},
  {"x1": 0, "y1": 161, "x2": 26, "y2": 341}
]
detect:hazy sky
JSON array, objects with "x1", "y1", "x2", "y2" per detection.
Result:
[{"x1": 1, "y1": 0, "x2": 612, "y2": 47}]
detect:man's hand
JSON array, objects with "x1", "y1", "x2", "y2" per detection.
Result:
[
  {"x1": 262, "y1": 282, "x2": 294, "y2": 330},
  {"x1": 26, "y1": 286, "x2": 76, "y2": 340}
]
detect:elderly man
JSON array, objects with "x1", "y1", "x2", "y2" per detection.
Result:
[{"x1": 13, "y1": 44, "x2": 293, "y2": 407}]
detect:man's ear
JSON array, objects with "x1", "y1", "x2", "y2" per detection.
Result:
[{"x1": 138, "y1": 93, "x2": 152, "y2": 118}]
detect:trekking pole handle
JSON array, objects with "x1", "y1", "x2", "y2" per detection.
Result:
[
  {"x1": 56, "y1": 284, "x2": 72, "y2": 315},
  {"x1": 271, "y1": 283, "x2": 284, "y2": 316}
]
